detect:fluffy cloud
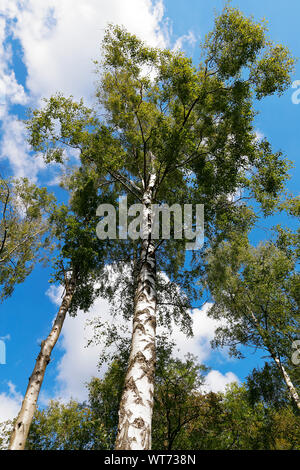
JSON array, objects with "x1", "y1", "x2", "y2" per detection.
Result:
[
  {"x1": 0, "y1": 112, "x2": 46, "y2": 180},
  {"x1": 255, "y1": 129, "x2": 264, "y2": 142},
  {"x1": 0, "y1": 0, "x2": 169, "y2": 179},
  {"x1": 2, "y1": 0, "x2": 167, "y2": 103},
  {"x1": 158, "y1": 303, "x2": 224, "y2": 363},
  {"x1": 203, "y1": 370, "x2": 239, "y2": 393},
  {"x1": 172, "y1": 30, "x2": 197, "y2": 52},
  {"x1": 0, "y1": 381, "x2": 22, "y2": 422},
  {"x1": 0, "y1": 71, "x2": 28, "y2": 108},
  {"x1": 0, "y1": 16, "x2": 28, "y2": 108},
  {"x1": 43, "y1": 285, "x2": 123, "y2": 403},
  {"x1": 52, "y1": 298, "x2": 114, "y2": 403}
]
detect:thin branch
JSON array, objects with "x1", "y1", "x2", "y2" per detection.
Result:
[
  {"x1": 0, "y1": 177, "x2": 10, "y2": 256},
  {"x1": 108, "y1": 170, "x2": 143, "y2": 202}
]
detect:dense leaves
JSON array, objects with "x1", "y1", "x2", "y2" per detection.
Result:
[
  {"x1": 0, "y1": 176, "x2": 55, "y2": 301},
  {"x1": 23, "y1": 352, "x2": 300, "y2": 450}
]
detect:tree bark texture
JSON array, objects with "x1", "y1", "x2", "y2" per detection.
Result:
[
  {"x1": 9, "y1": 276, "x2": 76, "y2": 450},
  {"x1": 115, "y1": 171, "x2": 157, "y2": 450}
]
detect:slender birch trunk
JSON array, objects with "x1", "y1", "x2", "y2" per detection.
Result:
[
  {"x1": 115, "y1": 170, "x2": 157, "y2": 450},
  {"x1": 272, "y1": 353, "x2": 300, "y2": 411},
  {"x1": 9, "y1": 275, "x2": 76, "y2": 450},
  {"x1": 248, "y1": 309, "x2": 300, "y2": 411}
]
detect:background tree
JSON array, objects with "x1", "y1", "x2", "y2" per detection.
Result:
[
  {"x1": 22, "y1": 351, "x2": 300, "y2": 450},
  {"x1": 26, "y1": 400, "x2": 108, "y2": 450},
  {"x1": 152, "y1": 351, "x2": 208, "y2": 450},
  {"x1": 246, "y1": 362, "x2": 292, "y2": 410},
  {"x1": 0, "y1": 175, "x2": 54, "y2": 302},
  {"x1": 205, "y1": 224, "x2": 300, "y2": 410},
  {"x1": 244, "y1": 364, "x2": 300, "y2": 449},
  {"x1": 25, "y1": 5, "x2": 295, "y2": 449}
]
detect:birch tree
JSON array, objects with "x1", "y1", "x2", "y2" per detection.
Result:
[
  {"x1": 205, "y1": 227, "x2": 300, "y2": 411},
  {"x1": 8, "y1": 267, "x2": 76, "y2": 450},
  {"x1": 9, "y1": 171, "x2": 113, "y2": 450},
  {"x1": 25, "y1": 6, "x2": 295, "y2": 449}
]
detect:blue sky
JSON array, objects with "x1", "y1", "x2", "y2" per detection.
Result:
[{"x1": 0, "y1": 0, "x2": 299, "y2": 421}]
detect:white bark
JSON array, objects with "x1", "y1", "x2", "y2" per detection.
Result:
[
  {"x1": 9, "y1": 276, "x2": 76, "y2": 450},
  {"x1": 115, "y1": 170, "x2": 157, "y2": 450},
  {"x1": 272, "y1": 354, "x2": 300, "y2": 411}
]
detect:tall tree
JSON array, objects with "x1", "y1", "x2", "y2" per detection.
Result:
[
  {"x1": 8, "y1": 170, "x2": 115, "y2": 450},
  {"x1": 25, "y1": 6, "x2": 294, "y2": 449},
  {"x1": 8, "y1": 265, "x2": 76, "y2": 450}
]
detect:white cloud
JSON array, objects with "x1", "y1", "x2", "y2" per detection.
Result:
[
  {"x1": 46, "y1": 284, "x2": 63, "y2": 307},
  {"x1": 0, "y1": 16, "x2": 28, "y2": 113},
  {"x1": 0, "y1": 112, "x2": 46, "y2": 181},
  {"x1": 2, "y1": 0, "x2": 168, "y2": 104},
  {"x1": 0, "y1": 381, "x2": 22, "y2": 422},
  {"x1": 158, "y1": 303, "x2": 226, "y2": 363},
  {"x1": 203, "y1": 370, "x2": 239, "y2": 393},
  {"x1": 255, "y1": 129, "x2": 264, "y2": 142},
  {"x1": 43, "y1": 284, "x2": 125, "y2": 403},
  {"x1": 52, "y1": 299, "x2": 113, "y2": 403},
  {"x1": 172, "y1": 30, "x2": 197, "y2": 52}
]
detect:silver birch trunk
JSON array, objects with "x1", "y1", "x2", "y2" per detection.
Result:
[
  {"x1": 9, "y1": 276, "x2": 76, "y2": 450},
  {"x1": 115, "y1": 171, "x2": 157, "y2": 450},
  {"x1": 272, "y1": 354, "x2": 300, "y2": 411}
]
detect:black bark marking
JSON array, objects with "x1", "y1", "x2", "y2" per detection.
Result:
[
  {"x1": 135, "y1": 308, "x2": 152, "y2": 317},
  {"x1": 133, "y1": 417, "x2": 145, "y2": 429},
  {"x1": 133, "y1": 322, "x2": 146, "y2": 335},
  {"x1": 145, "y1": 315, "x2": 156, "y2": 329}
]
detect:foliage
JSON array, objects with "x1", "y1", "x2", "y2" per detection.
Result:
[
  {"x1": 205, "y1": 225, "x2": 300, "y2": 408},
  {"x1": 25, "y1": 353, "x2": 300, "y2": 450},
  {"x1": 24, "y1": 6, "x2": 295, "y2": 322},
  {"x1": 26, "y1": 400, "x2": 108, "y2": 450},
  {"x1": 0, "y1": 176, "x2": 55, "y2": 301}
]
